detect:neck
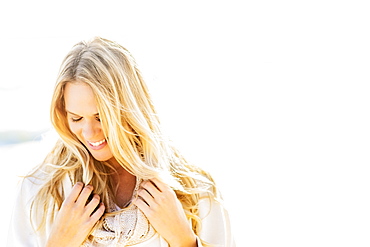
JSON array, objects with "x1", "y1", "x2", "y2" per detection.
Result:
[
  {"x1": 107, "y1": 157, "x2": 128, "y2": 173},
  {"x1": 107, "y1": 157, "x2": 135, "y2": 183}
]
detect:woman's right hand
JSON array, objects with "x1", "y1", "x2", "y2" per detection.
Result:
[{"x1": 46, "y1": 182, "x2": 105, "y2": 247}]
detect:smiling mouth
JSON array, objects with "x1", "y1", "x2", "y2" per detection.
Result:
[{"x1": 88, "y1": 139, "x2": 106, "y2": 147}]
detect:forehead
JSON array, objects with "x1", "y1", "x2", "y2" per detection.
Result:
[{"x1": 64, "y1": 82, "x2": 98, "y2": 114}]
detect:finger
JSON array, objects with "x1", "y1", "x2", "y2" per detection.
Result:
[
  {"x1": 64, "y1": 182, "x2": 84, "y2": 204},
  {"x1": 85, "y1": 194, "x2": 101, "y2": 215},
  {"x1": 137, "y1": 188, "x2": 155, "y2": 207},
  {"x1": 133, "y1": 198, "x2": 151, "y2": 215},
  {"x1": 150, "y1": 178, "x2": 167, "y2": 192},
  {"x1": 89, "y1": 202, "x2": 105, "y2": 224},
  {"x1": 75, "y1": 185, "x2": 94, "y2": 207},
  {"x1": 141, "y1": 180, "x2": 160, "y2": 196},
  {"x1": 148, "y1": 179, "x2": 176, "y2": 202}
]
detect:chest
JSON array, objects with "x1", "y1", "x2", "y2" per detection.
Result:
[{"x1": 113, "y1": 175, "x2": 138, "y2": 208}]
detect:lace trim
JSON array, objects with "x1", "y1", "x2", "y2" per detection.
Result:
[{"x1": 81, "y1": 179, "x2": 156, "y2": 246}]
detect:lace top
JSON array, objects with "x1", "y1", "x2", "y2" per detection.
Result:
[{"x1": 82, "y1": 179, "x2": 156, "y2": 247}]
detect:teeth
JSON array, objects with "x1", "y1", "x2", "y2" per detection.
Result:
[{"x1": 89, "y1": 139, "x2": 106, "y2": 147}]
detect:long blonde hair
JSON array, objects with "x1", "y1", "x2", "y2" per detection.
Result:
[{"x1": 29, "y1": 37, "x2": 218, "y2": 243}]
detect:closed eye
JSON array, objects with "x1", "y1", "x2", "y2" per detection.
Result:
[
  {"x1": 66, "y1": 110, "x2": 100, "y2": 123},
  {"x1": 71, "y1": 117, "x2": 83, "y2": 122}
]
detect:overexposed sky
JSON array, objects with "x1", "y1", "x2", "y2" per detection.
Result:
[{"x1": 1, "y1": 0, "x2": 370, "y2": 246}]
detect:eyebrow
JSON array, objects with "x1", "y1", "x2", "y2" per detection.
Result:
[{"x1": 66, "y1": 111, "x2": 99, "y2": 116}]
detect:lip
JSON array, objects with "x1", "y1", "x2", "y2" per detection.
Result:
[{"x1": 87, "y1": 139, "x2": 107, "y2": 151}]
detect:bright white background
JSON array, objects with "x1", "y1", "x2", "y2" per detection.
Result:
[{"x1": 1, "y1": 0, "x2": 370, "y2": 246}]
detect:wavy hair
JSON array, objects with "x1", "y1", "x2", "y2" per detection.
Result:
[{"x1": 28, "y1": 37, "x2": 218, "y2": 245}]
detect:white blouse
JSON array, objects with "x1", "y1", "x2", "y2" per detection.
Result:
[{"x1": 7, "y1": 174, "x2": 235, "y2": 247}]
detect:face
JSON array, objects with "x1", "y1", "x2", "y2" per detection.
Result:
[{"x1": 64, "y1": 82, "x2": 113, "y2": 161}]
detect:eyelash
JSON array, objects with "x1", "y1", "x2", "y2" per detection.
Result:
[
  {"x1": 71, "y1": 117, "x2": 82, "y2": 122},
  {"x1": 70, "y1": 117, "x2": 100, "y2": 122}
]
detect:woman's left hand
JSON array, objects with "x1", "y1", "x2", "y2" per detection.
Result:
[{"x1": 133, "y1": 178, "x2": 197, "y2": 247}]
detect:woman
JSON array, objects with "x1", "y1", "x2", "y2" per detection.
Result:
[{"x1": 8, "y1": 37, "x2": 234, "y2": 247}]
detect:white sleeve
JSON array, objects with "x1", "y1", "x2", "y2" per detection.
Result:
[
  {"x1": 7, "y1": 178, "x2": 46, "y2": 247},
  {"x1": 197, "y1": 197, "x2": 236, "y2": 247}
]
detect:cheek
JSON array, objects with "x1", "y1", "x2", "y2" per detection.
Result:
[{"x1": 68, "y1": 123, "x2": 81, "y2": 139}]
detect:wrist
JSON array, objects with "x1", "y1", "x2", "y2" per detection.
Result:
[{"x1": 169, "y1": 233, "x2": 197, "y2": 247}]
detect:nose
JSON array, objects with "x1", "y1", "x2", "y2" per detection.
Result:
[{"x1": 82, "y1": 119, "x2": 101, "y2": 140}]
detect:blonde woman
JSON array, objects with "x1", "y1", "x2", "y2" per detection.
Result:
[{"x1": 8, "y1": 37, "x2": 234, "y2": 247}]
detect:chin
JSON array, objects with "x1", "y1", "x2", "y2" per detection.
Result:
[
  {"x1": 89, "y1": 149, "x2": 113, "y2": 161},
  {"x1": 87, "y1": 144, "x2": 113, "y2": 162},
  {"x1": 92, "y1": 154, "x2": 113, "y2": 162}
]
